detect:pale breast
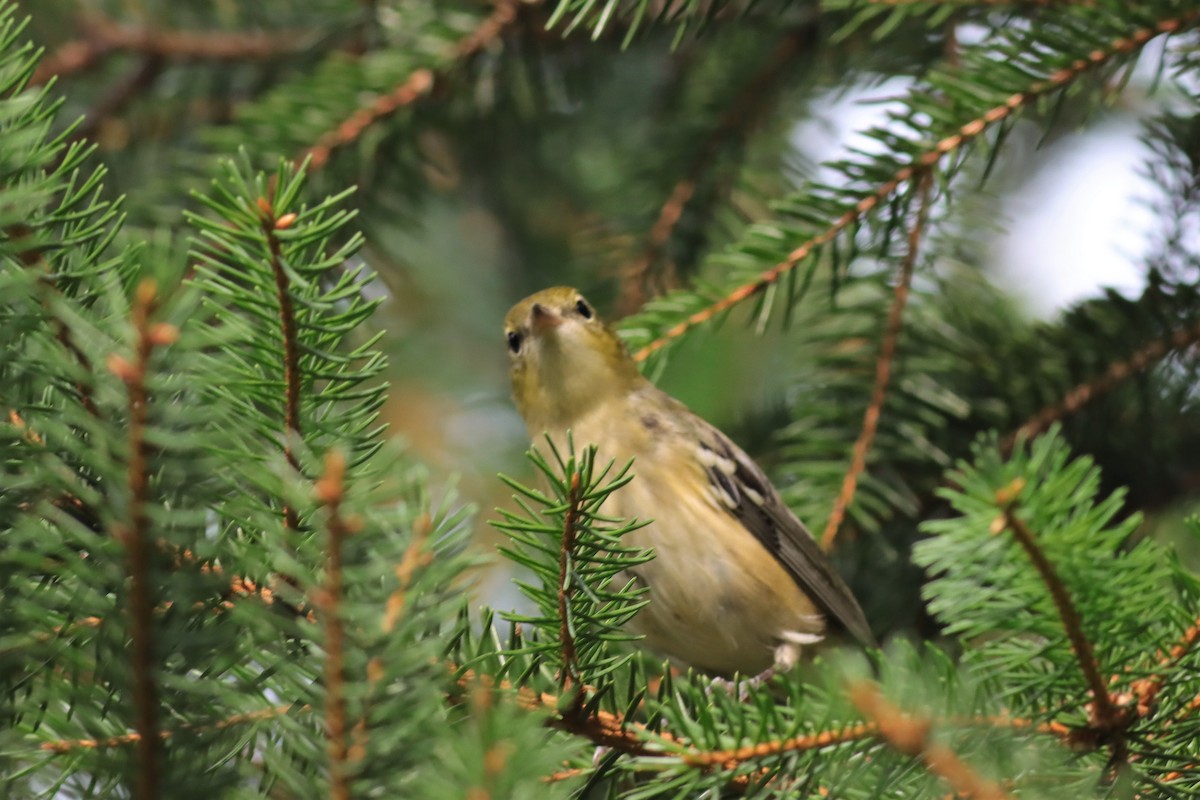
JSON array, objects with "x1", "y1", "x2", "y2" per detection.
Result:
[{"x1": 548, "y1": 403, "x2": 824, "y2": 675}]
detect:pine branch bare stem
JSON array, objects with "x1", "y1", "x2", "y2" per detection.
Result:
[
  {"x1": 32, "y1": 14, "x2": 313, "y2": 87},
  {"x1": 300, "y1": 0, "x2": 528, "y2": 171},
  {"x1": 1002, "y1": 318, "x2": 1200, "y2": 453},
  {"x1": 107, "y1": 279, "x2": 177, "y2": 800},
  {"x1": 849, "y1": 681, "x2": 1012, "y2": 800},
  {"x1": 558, "y1": 473, "x2": 583, "y2": 700},
  {"x1": 994, "y1": 480, "x2": 1123, "y2": 736},
  {"x1": 821, "y1": 174, "x2": 932, "y2": 552},
  {"x1": 315, "y1": 450, "x2": 354, "y2": 800}
]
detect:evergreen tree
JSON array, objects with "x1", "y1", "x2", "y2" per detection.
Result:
[{"x1": 4, "y1": 0, "x2": 1200, "y2": 797}]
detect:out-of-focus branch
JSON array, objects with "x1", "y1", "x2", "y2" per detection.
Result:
[{"x1": 32, "y1": 14, "x2": 313, "y2": 87}]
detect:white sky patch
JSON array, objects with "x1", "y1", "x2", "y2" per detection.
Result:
[
  {"x1": 994, "y1": 118, "x2": 1156, "y2": 315},
  {"x1": 791, "y1": 75, "x2": 1163, "y2": 317}
]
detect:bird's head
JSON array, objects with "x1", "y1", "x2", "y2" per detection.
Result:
[{"x1": 504, "y1": 286, "x2": 643, "y2": 431}]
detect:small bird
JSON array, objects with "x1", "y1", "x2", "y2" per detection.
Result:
[{"x1": 504, "y1": 287, "x2": 875, "y2": 677}]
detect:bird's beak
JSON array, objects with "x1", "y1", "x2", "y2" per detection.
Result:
[{"x1": 530, "y1": 302, "x2": 563, "y2": 334}]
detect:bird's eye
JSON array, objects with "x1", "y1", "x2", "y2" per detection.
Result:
[
  {"x1": 506, "y1": 331, "x2": 523, "y2": 353},
  {"x1": 575, "y1": 299, "x2": 592, "y2": 319}
]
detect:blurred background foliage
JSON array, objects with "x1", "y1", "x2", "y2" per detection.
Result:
[{"x1": 15, "y1": 0, "x2": 1200, "y2": 633}]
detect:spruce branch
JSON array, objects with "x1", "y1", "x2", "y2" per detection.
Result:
[
  {"x1": 299, "y1": 0, "x2": 527, "y2": 172},
  {"x1": 820, "y1": 173, "x2": 932, "y2": 552},
  {"x1": 558, "y1": 472, "x2": 584, "y2": 699},
  {"x1": 993, "y1": 479, "x2": 1122, "y2": 737},
  {"x1": 1001, "y1": 317, "x2": 1200, "y2": 454},
  {"x1": 849, "y1": 681, "x2": 1012, "y2": 800},
  {"x1": 615, "y1": 23, "x2": 816, "y2": 315},
  {"x1": 106, "y1": 279, "x2": 178, "y2": 800},
  {"x1": 37, "y1": 705, "x2": 306, "y2": 755},
  {"x1": 630, "y1": 6, "x2": 1200, "y2": 363},
  {"x1": 314, "y1": 449, "x2": 355, "y2": 800},
  {"x1": 31, "y1": 14, "x2": 314, "y2": 87}
]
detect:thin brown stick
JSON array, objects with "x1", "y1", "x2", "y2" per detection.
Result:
[
  {"x1": 300, "y1": 0, "x2": 527, "y2": 171},
  {"x1": 107, "y1": 279, "x2": 176, "y2": 800},
  {"x1": 314, "y1": 450, "x2": 355, "y2": 800},
  {"x1": 630, "y1": 10, "x2": 1200, "y2": 363},
  {"x1": 994, "y1": 480, "x2": 1122, "y2": 734},
  {"x1": 39, "y1": 704, "x2": 305, "y2": 754},
  {"x1": 684, "y1": 722, "x2": 878, "y2": 768},
  {"x1": 820, "y1": 174, "x2": 932, "y2": 552},
  {"x1": 257, "y1": 198, "x2": 303, "y2": 530},
  {"x1": 1001, "y1": 318, "x2": 1200, "y2": 453},
  {"x1": 558, "y1": 472, "x2": 583, "y2": 698},
  {"x1": 849, "y1": 681, "x2": 1012, "y2": 800},
  {"x1": 32, "y1": 14, "x2": 312, "y2": 87},
  {"x1": 615, "y1": 24, "x2": 816, "y2": 315}
]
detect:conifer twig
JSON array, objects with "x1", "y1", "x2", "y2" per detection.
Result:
[
  {"x1": 39, "y1": 705, "x2": 305, "y2": 754},
  {"x1": 615, "y1": 24, "x2": 816, "y2": 315},
  {"x1": 1001, "y1": 317, "x2": 1200, "y2": 453},
  {"x1": 630, "y1": 9, "x2": 1200, "y2": 363},
  {"x1": 314, "y1": 450, "x2": 355, "y2": 800},
  {"x1": 257, "y1": 197, "x2": 303, "y2": 529},
  {"x1": 300, "y1": 0, "x2": 528, "y2": 171},
  {"x1": 849, "y1": 681, "x2": 1012, "y2": 800},
  {"x1": 683, "y1": 722, "x2": 878, "y2": 768},
  {"x1": 31, "y1": 14, "x2": 313, "y2": 87},
  {"x1": 993, "y1": 479, "x2": 1122, "y2": 734},
  {"x1": 107, "y1": 279, "x2": 177, "y2": 800},
  {"x1": 558, "y1": 472, "x2": 584, "y2": 699},
  {"x1": 820, "y1": 174, "x2": 932, "y2": 552}
]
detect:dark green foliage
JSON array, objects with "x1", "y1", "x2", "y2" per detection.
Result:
[
  {"x1": 6, "y1": 0, "x2": 1200, "y2": 797},
  {"x1": 493, "y1": 439, "x2": 653, "y2": 689}
]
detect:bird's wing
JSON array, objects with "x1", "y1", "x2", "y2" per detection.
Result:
[{"x1": 690, "y1": 416, "x2": 877, "y2": 648}]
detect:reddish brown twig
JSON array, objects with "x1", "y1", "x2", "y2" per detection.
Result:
[
  {"x1": 106, "y1": 279, "x2": 178, "y2": 800},
  {"x1": 616, "y1": 25, "x2": 815, "y2": 316},
  {"x1": 993, "y1": 480, "x2": 1122, "y2": 736},
  {"x1": 1001, "y1": 318, "x2": 1200, "y2": 454},
  {"x1": 684, "y1": 722, "x2": 878, "y2": 768},
  {"x1": 39, "y1": 704, "x2": 305, "y2": 754},
  {"x1": 300, "y1": 0, "x2": 526, "y2": 171},
  {"x1": 558, "y1": 473, "x2": 584, "y2": 699},
  {"x1": 820, "y1": 174, "x2": 932, "y2": 552},
  {"x1": 849, "y1": 681, "x2": 1012, "y2": 800},
  {"x1": 630, "y1": 10, "x2": 1200, "y2": 363},
  {"x1": 32, "y1": 15, "x2": 312, "y2": 87},
  {"x1": 314, "y1": 450, "x2": 356, "y2": 800},
  {"x1": 256, "y1": 197, "x2": 303, "y2": 529}
]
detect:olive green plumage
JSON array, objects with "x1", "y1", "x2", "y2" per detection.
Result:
[{"x1": 505, "y1": 287, "x2": 874, "y2": 675}]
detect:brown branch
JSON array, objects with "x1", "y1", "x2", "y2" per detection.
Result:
[
  {"x1": 106, "y1": 279, "x2": 177, "y2": 800},
  {"x1": 683, "y1": 722, "x2": 878, "y2": 768},
  {"x1": 849, "y1": 681, "x2": 1012, "y2": 800},
  {"x1": 32, "y1": 14, "x2": 313, "y2": 87},
  {"x1": 299, "y1": 0, "x2": 527, "y2": 172},
  {"x1": 615, "y1": 24, "x2": 816, "y2": 316},
  {"x1": 820, "y1": 174, "x2": 932, "y2": 552},
  {"x1": 1001, "y1": 318, "x2": 1200, "y2": 453},
  {"x1": 630, "y1": 10, "x2": 1200, "y2": 363},
  {"x1": 39, "y1": 704, "x2": 306, "y2": 754},
  {"x1": 257, "y1": 197, "x2": 303, "y2": 529},
  {"x1": 558, "y1": 472, "x2": 583, "y2": 698},
  {"x1": 314, "y1": 449, "x2": 356, "y2": 800},
  {"x1": 993, "y1": 479, "x2": 1123, "y2": 736}
]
